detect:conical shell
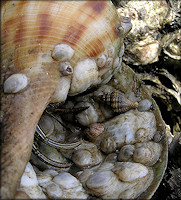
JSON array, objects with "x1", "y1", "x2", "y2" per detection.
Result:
[
  {"x1": 100, "y1": 90, "x2": 138, "y2": 112},
  {"x1": 1, "y1": 1, "x2": 127, "y2": 198}
]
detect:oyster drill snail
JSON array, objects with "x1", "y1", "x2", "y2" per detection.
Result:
[{"x1": 1, "y1": 1, "x2": 132, "y2": 199}]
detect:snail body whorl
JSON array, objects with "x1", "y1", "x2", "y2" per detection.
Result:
[{"x1": 1, "y1": 1, "x2": 131, "y2": 198}]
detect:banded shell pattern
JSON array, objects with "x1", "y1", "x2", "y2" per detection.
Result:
[
  {"x1": 95, "y1": 90, "x2": 138, "y2": 112},
  {"x1": 1, "y1": 1, "x2": 131, "y2": 199}
]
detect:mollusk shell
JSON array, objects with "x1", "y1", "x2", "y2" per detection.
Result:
[
  {"x1": 1, "y1": 1, "x2": 128, "y2": 198},
  {"x1": 117, "y1": 1, "x2": 172, "y2": 65},
  {"x1": 77, "y1": 161, "x2": 154, "y2": 199},
  {"x1": 118, "y1": 142, "x2": 163, "y2": 166},
  {"x1": 97, "y1": 90, "x2": 138, "y2": 112},
  {"x1": 71, "y1": 141, "x2": 103, "y2": 168},
  {"x1": 87, "y1": 110, "x2": 157, "y2": 154}
]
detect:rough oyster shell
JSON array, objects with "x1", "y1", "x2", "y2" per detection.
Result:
[{"x1": 117, "y1": 0, "x2": 180, "y2": 64}]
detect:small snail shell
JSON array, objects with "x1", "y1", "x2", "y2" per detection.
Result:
[
  {"x1": 85, "y1": 123, "x2": 105, "y2": 140},
  {"x1": 96, "y1": 90, "x2": 138, "y2": 113}
]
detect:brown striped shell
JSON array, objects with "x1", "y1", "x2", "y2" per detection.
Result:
[
  {"x1": 1, "y1": 1, "x2": 129, "y2": 96},
  {"x1": 1, "y1": 1, "x2": 131, "y2": 199},
  {"x1": 97, "y1": 90, "x2": 138, "y2": 112}
]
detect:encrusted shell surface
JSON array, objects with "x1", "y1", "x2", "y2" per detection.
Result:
[
  {"x1": 76, "y1": 161, "x2": 154, "y2": 199},
  {"x1": 1, "y1": 1, "x2": 128, "y2": 198},
  {"x1": 110, "y1": 63, "x2": 168, "y2": 199},
  {"x1": 18, "y1": 64, "x2": 168, "y2": 200},
  {"x1": 19, "y1": 162, "x2": 88, "y2": 199},
  {"x1": 117, "y1": 0, "x2": 175, "y2": 65},
  {"x1": 1, "y1": 1, "x2": 168, "y2": 200},
  {"x1": 77, "y1": 63, "x2": 167, "y2": 199},
  {"x1": 89, "y1": 110, "x2": 157, "y2": 154},
  {"x1": 162, "y1": 29, "x2": 181, "y2": 60},
  {"x1": 1, "y1": 1, "x2": 126, "y2": 97}
]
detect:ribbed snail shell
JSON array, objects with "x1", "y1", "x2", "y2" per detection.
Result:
[
  {"x1": 1, "y1": 1, "x2": 131, "y2": 198},
  {"x1": 98, "y1": 90, "x2": 138, "y2": 112}
]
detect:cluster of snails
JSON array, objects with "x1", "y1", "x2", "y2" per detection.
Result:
[{"x1": 1, "y1": 1, "x2": 167, "y2": 199}]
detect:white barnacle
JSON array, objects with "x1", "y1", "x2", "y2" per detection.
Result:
[
  {"x1": 59, "y1": 62, "x2": 73, "y2": 76},
  {"x1": 52, "y1": 44, "x2": 74, "y2": 61},
  {"x1": 107, "y1": 46, "x2": 115, "y2": 57},
  {"x1": 4, "y1": 73, "x2": 28, "y2": 93},
  {"x1": 97, "y1": 54, "x2": 107, "y2": 68}
]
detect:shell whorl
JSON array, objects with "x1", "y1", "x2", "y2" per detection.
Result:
[
  {"x1": 1, "y1": 1, "x2": 129, "y2": 199},
  {"x1": 100, "y1": 90, "x2": 138, "y2": 113},
  {"x1": 2, "y1": 1, "x2": 126, "y2": 96},
  {"x1": 2, "y1": 1, "x2": 121, "y2": 66}
]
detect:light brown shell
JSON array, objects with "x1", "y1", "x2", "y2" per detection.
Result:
[
  {"x1": 1, "y1": 1, "x2": 127, "y2": 198},
  {"x1": 1, "y1": 1, "x2": 124, "y2": 94}
]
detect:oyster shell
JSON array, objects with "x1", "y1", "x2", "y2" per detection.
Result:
[
  {"x1": 162, "y1": 29, "x2": 181, "y2": 60},
  {"x1": 117, "y1": 0, "x2": 180, "y2": 65}
]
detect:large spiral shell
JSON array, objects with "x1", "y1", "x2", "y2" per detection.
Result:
[{"x1": 1, "y1": 1, "x2": 130, "y2": 198}]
